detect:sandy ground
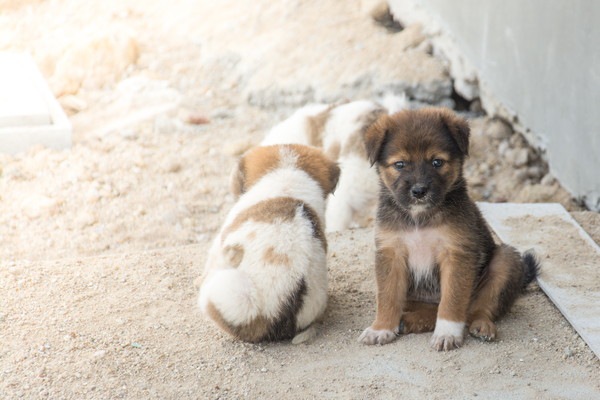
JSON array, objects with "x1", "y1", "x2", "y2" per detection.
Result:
[{"x1": 1, "y1": 1, "x2": 599, "y2": 399}]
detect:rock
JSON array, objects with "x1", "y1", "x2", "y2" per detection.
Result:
[
  {"x1": 85, "y1": 187, "x2": 102, "y2": 204},
  {"x1": 470, "y1": 99, "x2": 484, "y2": 114},
  {"x1": 486, "y1": 118, "x2": 513, "y2": 140},
  {"x1": 58, "y1": 95, "x2": 88, "y2": 114},
  {"x1": 246, "y1": 32, "x2": 449, "y2": 108},
  {"x1": 222, "y1": 138, "x2": 254, "y2": 157},
  {"x1": 93, "y1": 350, "x2": 107, "y2": 359},
  {"x1": 179, "y1": 109, "x2": 210, "y2": 125},
  {"x1": 527, "y1": 165, "x2": 545, "y2": 180},
  {"x1": 375, "y1": 50, "x2": 452, "y2": 103},
  {"x1": 540, "y1": 173, "x2": 557, "y2": 186},
  {"x1": 247, "y1": 85, "x2": 315, "y2": 110},
  {"x1": 166, "y1": 162, "x2": 182, "y2": 173},
  {"x1": 564, "y1": 347, "x2": 574, "y2": 358},
  {"x1": 120, "y1": 129, "x2": 138, "y2": 140},
  {"x1": 50, "y1": 27, "x2": 139, "y2": 96},
  {"x1": 22, "y1": 194, "x2": 59, "y2": 219},
  {"x1": 514, "y1": 183, "x2": 573, "y2": 207},
  {"x1": 75, "y1": 211, "x2": 98, "y2": 229},
  {"x1": 370, "y1": 2, "x2": 404, "y2": 33},
  {"x1": 210, "y1": 109, "x2": 235, "y2": 120},
  {"x1": 497, "y1": 140, "x2": 510, "y2": 157},
  {"x1": 506, "y1": 148, "x2": 529, "y2": 168}
]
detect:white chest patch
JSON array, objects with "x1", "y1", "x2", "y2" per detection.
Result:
[{"x1": 402, "y1": 227, "x2": 446, "y2": 284}]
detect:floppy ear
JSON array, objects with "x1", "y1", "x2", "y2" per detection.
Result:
[
  {"x1": 363, "y1": 114, "x2": 391, "y2": 166},
  {"x1": 228, "y1": 158, "x2": 245, "y2": 198},
  {"x1": 440, "y1": 110, "x2": 470, "y2": 156},
  {"x1": 327, "y1": 162, "x2": 341, "y2": 195}
]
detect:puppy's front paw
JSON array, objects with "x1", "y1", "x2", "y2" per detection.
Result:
[
  {"x1": 358, "y1": 326, "x2": 398, "y2": 345},
  {"x1": 430, "y1": 333, "x2": 463, "y2": 351},
  {"x1": 430, "y1": 320, "x2": 465, "y2": 351}
]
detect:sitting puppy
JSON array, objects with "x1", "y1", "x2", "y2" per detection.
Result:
[
  {"x1": 198, "y1": 144, "x2": 340, "y2": 343},
  {"x1": 358, "y1": 108, "x2": 540, "y2": 351},
  {"x1": 262, "y1": 99, "x2": 402, "y2": 231}
]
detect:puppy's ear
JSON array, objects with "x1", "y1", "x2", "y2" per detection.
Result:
[
  {"x1": 229, "y1": 158, "x2": 245, "y2": 198},
  {"x1": 327, "y1": 162, "x2": 341, "y2": 195},
  {"x1": 364, "y1": 114, "x2": 391, "y2": 166},
  {"x1": 440, "y1": 111, "x2": 470, "y2": 156}
]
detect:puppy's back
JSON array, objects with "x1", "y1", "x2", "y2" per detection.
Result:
[{"x1": 199, "y1": 196, "x2": 327, "y2": 342}]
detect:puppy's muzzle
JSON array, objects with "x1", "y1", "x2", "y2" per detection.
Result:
[{"x1": 410, "y1": 184, "x2": 428, "y2": 199}]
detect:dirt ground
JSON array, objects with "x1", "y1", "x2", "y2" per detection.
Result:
[{"x1": 1, "y1": 1, "x2": 599, "y2": 399}]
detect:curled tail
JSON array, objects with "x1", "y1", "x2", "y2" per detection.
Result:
[
  {"x1": 199, "y1": 269, "x2": 267, "y2": 342},
  {"x1": 521, "y1": 250, "x2": 541, "y2": 290}
]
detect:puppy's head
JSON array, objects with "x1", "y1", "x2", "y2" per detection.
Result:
[
  {"x1": 364, "y1": 108, "x2": 469, "y2": 215},
  {"x1": 230, "y1": 144, "x2": 340, "y2": 198}
]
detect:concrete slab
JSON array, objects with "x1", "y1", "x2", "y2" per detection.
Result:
[
  {"x1": 0, "y1": 52, "x2": 71, "y2": 154},
  {"x1": 479, "y1": 202, "x2": 600, "y2": 359}
]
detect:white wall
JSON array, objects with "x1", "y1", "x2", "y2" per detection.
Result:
[{"x1": 390, "y1": 0, "x2": 600, "y2": 211}]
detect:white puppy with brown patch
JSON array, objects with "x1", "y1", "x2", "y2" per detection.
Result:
[
  {"x1": 198, "y1": 144, "x2": 340, "y2": 343},
  {"x1": 261, "y1": 96, "x2": 408, "y2": 231}
]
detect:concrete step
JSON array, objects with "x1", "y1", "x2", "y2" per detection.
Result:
[
  {"x1": 479, "y1": 202, "x2": 600, "y2": 359},
  {"x1": 0, "y1": 52, "x2": 71, "y2": 154}
]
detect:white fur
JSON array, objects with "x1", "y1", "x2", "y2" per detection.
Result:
[
  {"x1": 325, "y1": 154, "x2": 377, "y2": 230},
  {"x1": 321, "y1": 101, "x2": 383, "y2": 231},
  {"x1": 261, "y1": 98, "x2": 411, "y2": 231},
  {"x1": 261, "y1": 104, "x2": 330, "y2": 146},
  {"x1": 358, "y1": 326, "x2": 398, "y2": 345},
  {"x1": 433, "y1": 319, "x2": 465, "y2": 338},
  {"x1": 199, "y1": 146, "x2": 329, "y2": 342},
  {"x1": 320, "y1": 101, "x2": 379, "y2": 151},
  {"x1": 430, "y1": 319, "x2": 465, "y2": 350},
  {"x1": 402, "y1": 227, "x2": 446, "y2": 286}
]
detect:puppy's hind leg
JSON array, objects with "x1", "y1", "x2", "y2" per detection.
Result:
[
  {"x1": 325, "y1": 193, "x2": 353, "y2": 232},
  {"x1": 467, "y1": 245, "x2": 539, "y2": 341},
  {"x1": 399, "y1": 301, "x2": 438, "y2": 334}
]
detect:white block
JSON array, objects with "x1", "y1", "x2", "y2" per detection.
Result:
[
  {"x1": 478, "y1": 202, "x2": 600, "y2": 359},
  {"x1": 0, "y1": 53, "x2": 71, "y2": 154}
]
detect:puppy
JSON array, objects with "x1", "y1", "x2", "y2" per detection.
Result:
[
  {"x1": 262, "y1": 99, "x2": 405, "y2": 231},
  {"x1": 358, "y1": 108, "x2": 540, "y2": 351},
  {"x1": 198, "y1": 144, "x2": 340, "y2": 343}
]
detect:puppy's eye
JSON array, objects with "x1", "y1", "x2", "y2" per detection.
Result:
[
  {"x1": 432, "y1": 159, "x2": 444, "y2": 168},
  {"x1": 394, "y1": 161, "x2": 406, "y2": 170}
]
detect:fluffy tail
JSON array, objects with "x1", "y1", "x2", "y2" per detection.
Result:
[
  {"x1": 198, "y1": 269, "x2": 260, "y2": 331},
  {"x1": 521, "y1": 250, "x2": 541, "y2": 290}
]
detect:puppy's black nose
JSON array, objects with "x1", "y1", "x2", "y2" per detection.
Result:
[{"x1": 411, "y1": 184, "x2": 428, "y2": 199}]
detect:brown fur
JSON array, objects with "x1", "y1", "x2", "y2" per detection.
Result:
[
  {"x1": 205, "y1": 301, "x2": 271, "y2": 343},
  {"x1": 307, "y1": 105, "x2": 335, "y2": 147},
  {"x1": 232, "y1": 144, "x2": 340, "y2": 199},
  {"x1": 361, "y1": 108, "x2": 539, "y2": 350},
  {"x1": 223, "y1": 244, "x2": 244, "y2": 268},
  {"x1": 264, "y1": 246, "x2": 291, "y2": 267},
  {"x1": 221, "y1": 197, "x2": 327, "y2": 251}
]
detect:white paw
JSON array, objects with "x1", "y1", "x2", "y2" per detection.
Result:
[
  {"x1": 429, "y1": 333, "x2": 464, "y2": 351},
  {"x1": 430, "y1": 319, "x2": 465, "y2": 351},
  {"x1": 358, "y1": 327, "x2": 398, "y2": 345}
]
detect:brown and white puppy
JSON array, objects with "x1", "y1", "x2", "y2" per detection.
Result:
[
  {"x1": 358, "y1": 108, "x2": 540, "y2": 351},
  {"x1": 262, "y1": 99, "x2": 407, "y2": 231},
  {"x1": 198, "y1": 144, "x2": 340, "y2": 344}
]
